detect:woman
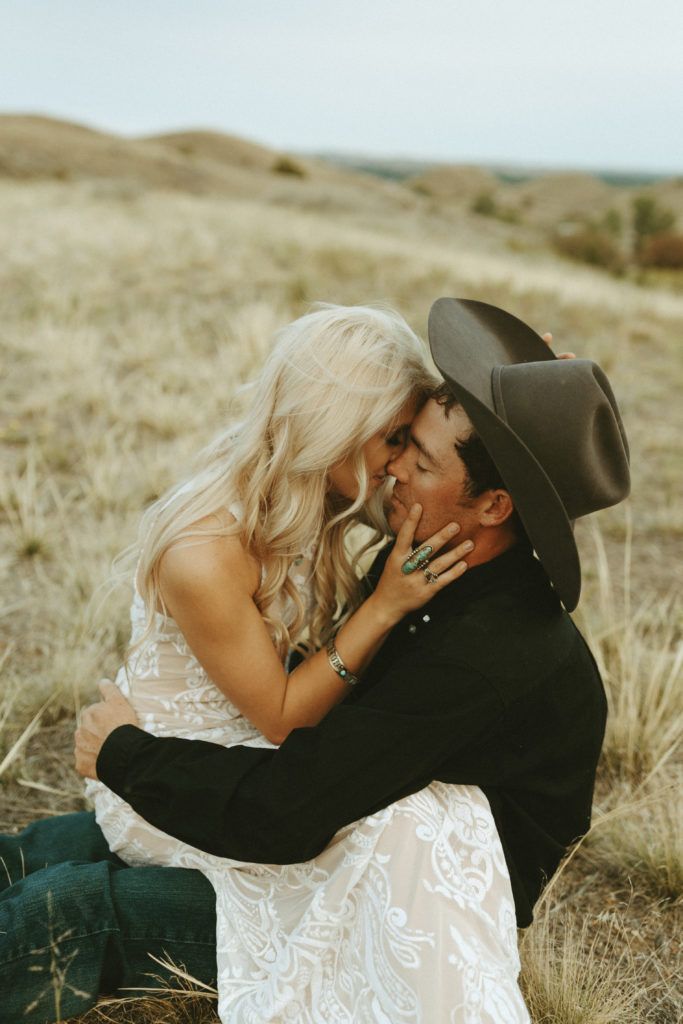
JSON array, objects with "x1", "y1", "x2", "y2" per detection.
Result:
[{"x1": 86, "y1": 303, "x2": 529, "y2": 1023}]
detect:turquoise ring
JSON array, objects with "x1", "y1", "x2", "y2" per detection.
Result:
[{"x1": 401, "y1": 546, "x2": 432, "y2": 575}]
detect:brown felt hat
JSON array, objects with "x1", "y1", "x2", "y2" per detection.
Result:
[{"x1": 428, "y1": 297, "x2": 631, "y2": 611}]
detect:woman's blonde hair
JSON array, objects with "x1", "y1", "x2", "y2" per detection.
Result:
[{"x1": 133, "y1": 303, "x2": 436, "y2": 658}]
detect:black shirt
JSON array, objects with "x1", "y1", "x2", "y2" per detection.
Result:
[{"x1": 98, "y1": 542, "x2": 606, "y2": 927}]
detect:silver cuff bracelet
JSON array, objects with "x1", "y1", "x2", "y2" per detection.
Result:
[{"x1": 326, "y1": 636, "x2": 360, "y2": 686}]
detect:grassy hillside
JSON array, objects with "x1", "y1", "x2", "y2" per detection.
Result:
[
  {"x1": 0, "y1": 114, "x2": 416, "y2": 214},
  {"x1": 0, "y1": 118, "x2": 681, "y2": 1021}
]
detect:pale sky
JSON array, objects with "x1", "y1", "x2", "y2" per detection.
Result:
[{"x1": 2, "y1": 0, "x2": 682, "y2": 173}]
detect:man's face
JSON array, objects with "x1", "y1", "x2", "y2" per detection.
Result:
[{"x1": 386, "y1": 398, "x2": 483, "y2": 546}]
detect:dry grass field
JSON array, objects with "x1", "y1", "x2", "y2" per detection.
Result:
[{"x1": 0, "y1": 117, "x2": 681, "y2": 1022}]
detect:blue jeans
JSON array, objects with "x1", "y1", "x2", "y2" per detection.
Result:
[{"x1": 0, "y1": 812, "x2": 217, "y2": 1024}]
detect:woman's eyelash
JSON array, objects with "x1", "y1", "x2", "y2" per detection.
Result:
[{"x1": 387, "y1": 425, "x2": 411, "y2": 445}]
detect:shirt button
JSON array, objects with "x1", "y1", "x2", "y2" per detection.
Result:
[
  {"x1": 422, "y1": 614, "x2": 431, "y2": 623},
  {"x1": 408, "y1": 624, "x2": 417, "y2": 634}
]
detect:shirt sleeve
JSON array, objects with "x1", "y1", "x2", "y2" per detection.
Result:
[{"x1": 97, "y1": 647, "x2": 501, "y2": 863}]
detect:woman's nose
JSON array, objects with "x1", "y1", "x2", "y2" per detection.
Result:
[{"x1": 387, "y1": 449, "x2": 407, "y2": 479}]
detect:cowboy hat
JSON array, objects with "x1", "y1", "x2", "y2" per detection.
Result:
[{"x1": 428, "y1": 298, "x2": 630, "y2": 611}]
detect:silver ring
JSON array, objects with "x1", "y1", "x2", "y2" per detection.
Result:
[{"x1": 423, "y1": 567, "x2": 439, "y2": 584}]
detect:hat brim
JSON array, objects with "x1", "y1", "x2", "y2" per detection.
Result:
[
  {"x1": 444, "y1": 380, "x2": 581, "y2": 611},
  {"x1": 428, "y1": 298, "x2": 581, "y2": 611}
]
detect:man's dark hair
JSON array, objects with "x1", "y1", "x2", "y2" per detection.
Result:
[
  {"x1": 431, "y1": 383, "x2": 526, "y2": 538},
  {"x1": 431, "y1": 383, "x2": 505, "y2": 497}
]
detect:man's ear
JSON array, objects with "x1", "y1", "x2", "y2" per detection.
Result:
[{"x1": 477, "y1": 489, "x2": 515, "y2": 528}]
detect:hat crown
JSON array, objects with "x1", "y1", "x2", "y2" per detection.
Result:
[{"x1": 491, "y1": 360, "x2": 630, "y2": 518}]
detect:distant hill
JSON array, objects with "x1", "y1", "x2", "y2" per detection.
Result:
[
  {"x1": 0, "y1": 115, "x2": 364, "y2": 193},
  {"x1": 0, "y1": 115, "x2": 416, "y2": 217},
  {"x1": 0, "y1": 114, "x2": 260, "y2": 194},
  {"x1": 143, "y1": 129, "x2": 279, "y2": 173},
  {"x1": 316, "y1": 150, "x2": 682, "y2": 227},
  {"x1": 406, "y1": 164, "x2": 500, "y2": 202},
  {"x1": 647, "y1": 176, "x2": 683, "y2": 214},
  {"x1": 1, "y1": 115, "x2": 680, "y2": 229},
  {"x1": 502, "y1": 172, "x2": 617, "y2": 227},
  {"x1": 317, "y1": 151, "x2": 676, "y2": 189}
]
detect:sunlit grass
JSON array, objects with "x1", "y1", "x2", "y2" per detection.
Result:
[
  {"x1": 576, "y1": 520, "x2": 683, "y2": 785},
  {"x1": 587, "y1": 783, "x2": 683, "y2": 904},
  {"x1": 0, "y1": 177, "x2": 680, "y2": 1023},
  {"x1": 520, "y1": 905, "x2": 648, "y2": 1024}
]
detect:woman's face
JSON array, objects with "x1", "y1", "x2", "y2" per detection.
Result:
[{"x1": 328, "y1": 397, "x2": 420, "y2": 502}]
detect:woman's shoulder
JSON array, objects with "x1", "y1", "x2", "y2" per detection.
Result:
[{"x1": 158, "y1": 510, "x2": 261, "y2": 603}]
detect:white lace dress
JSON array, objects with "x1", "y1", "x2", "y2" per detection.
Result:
[{"x1": 86, "y1": 536, "x2": 529, "y2": 1024}]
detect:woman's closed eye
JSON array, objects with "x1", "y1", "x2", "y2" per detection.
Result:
[{"x1": 386, "y1": 427, "x2": 409, "y2": 449}]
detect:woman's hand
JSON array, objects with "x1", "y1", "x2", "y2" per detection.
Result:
[{"x1": 371, "y1": 504, "x2": 473, "y2": 624}]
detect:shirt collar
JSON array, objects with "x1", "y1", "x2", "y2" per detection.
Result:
[{"x1": 405, "y1": 540, "x2": 550, "y2": 621}]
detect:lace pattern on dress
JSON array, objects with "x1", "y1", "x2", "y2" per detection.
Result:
[{"x1": 85, "y1": 507, "x2": 528, "y2": 1023}]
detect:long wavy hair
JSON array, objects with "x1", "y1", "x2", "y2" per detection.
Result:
[{"x1": 131, "y1": 303, "x2": 436, "y2": 659}]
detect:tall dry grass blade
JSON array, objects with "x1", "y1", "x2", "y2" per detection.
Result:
[
  {"x1": 0, "y1": 695, "x2": 55, "y2": 778},
  {"x1": 143, "y1": 954, "x2": 218, "y2": 995},
  {"x1": 0, "y1": 644, "x2": 18, "y2": 733},
  {"x1": 0, "y1": 600, "x2": 29, "y2": 619},
  {"x1": 17, "y1": 777, "x2": 83, "y2": 798}
]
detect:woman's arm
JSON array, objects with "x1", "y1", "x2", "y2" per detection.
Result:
[{"x1": 158, "y1": 506, "x2": 473, "y2": 745}]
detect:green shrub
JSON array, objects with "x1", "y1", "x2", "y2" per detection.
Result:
[
  {"x1": 471, "y1": 191, "x2": 496, "y2": 216},
  {"x1": 638, "y1": 232, "x2": 683, "y2": 269},
  {"x1": 601, "y1": 208, "x2": 623, "y2": 237},
  {"x1": 271, "y1": 155, "x2": 306, "y2": 178},
  {"x1": 554, "y1": 226, "x2": 623, "y2": 272},
  {"x1": 632, "y1": 195, "x2": 675, "y2": 260},
  {"x1": 471, "y1": 191, "x2": 521, "y2": 224}
]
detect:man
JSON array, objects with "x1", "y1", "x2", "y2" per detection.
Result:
[{"x1": 0, "y1": 298, "x2": 629, "y2": 1022}]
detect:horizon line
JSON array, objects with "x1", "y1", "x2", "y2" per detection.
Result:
[{"x1": 2, "y1": 109, "x2": 680, "y2": 181}]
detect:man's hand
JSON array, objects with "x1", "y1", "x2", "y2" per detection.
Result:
[
  {"x1": 541, "y1": 332, "x2": 576, "y2": 359},
  {"x1": 74, "y1": 680, "x2": 139, "y2": 780}
]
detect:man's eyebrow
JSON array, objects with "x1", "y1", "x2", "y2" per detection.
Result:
[{"x1": 410, "y1": 432, "x2": 443, "y2": 469}]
